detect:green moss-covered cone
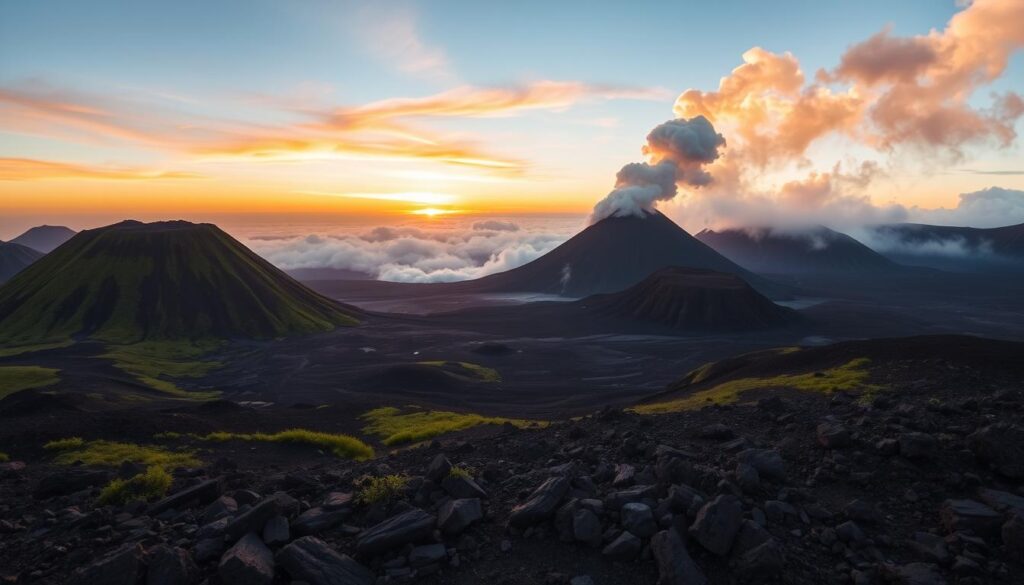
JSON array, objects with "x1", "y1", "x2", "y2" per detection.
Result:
[{"x1": 0, "y1": 220, "x2": 358, "y2": 345}]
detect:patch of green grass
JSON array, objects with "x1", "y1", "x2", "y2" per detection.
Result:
[
  {"x1": 195, "y1": 429, "x2": 373, "y2": 460},
  {"x1": 448, "y1": 466, "x2": 471, "y2": 480},
  {"x1": 44, "y1": 437, "x2": 85, "y2": 450},
  {"x1": 361, "y1": 406, "x2": 539, "y2": 446},
  {"x1": 0, "y1": 341, "x2": 74, "y2": 358},
  {"x1": 0, "y1": 452, "x2": 8, "y2": 462},
  {"x1": 97, "y1": 466, "x2": 173, "y2": 506},
  {"x1": 356, "y1": 474, "x2": 408, "y2": 505},
  {"x1": 102, "y1": 341, "x2": 222, "y2": 399},
  {"x1": 48, "y1": 439, "x2": 200, "y2": 468},
  {"x1": 152, "y1": 431, "x2": 183, "y2": 440},
  {"x1": 634, "y1": 358, "x2": 881, "y2": 414},
  {"x1": 418, "y1": 361, "x2": 501, "y2": 382},
  {"x1": 0, "y1": 366, "x2": 60, "y2": 398}
]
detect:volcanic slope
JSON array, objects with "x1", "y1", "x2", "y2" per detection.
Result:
[
  {"x1": 0, "y1": 241, "x2": 43, "y2": 283},
  {"x1": 9, "y1": 225, "x2": 77, "y2": 253},
  {"x1": 0, "y1": 220, "x2": 359, "y2": 346},
  {"x1": 582, "y1": 267, "x2": 796, "y2": 330},
  {"x1": 467, "y1": 210, "x2": 767, "y2": 296},
  {"x1": 696, "y1": 226, "x2": 900, "y2": 274},
  {"x1": 639, "y1": 334, "x2": 1024, "y2": 412}
]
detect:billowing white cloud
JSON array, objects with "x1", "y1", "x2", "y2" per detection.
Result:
[
  {"x1": 249, "y1": 221, "x2": 572, "y2": 283},
  {"x1": 909, "y1": 187, "x2": 1024, "y2": 227},
  {"x1": 472, "y1": 220, "x2": 519, "y2": 232}
]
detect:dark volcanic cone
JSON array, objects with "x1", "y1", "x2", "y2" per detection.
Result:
[
  {"x1": 469, "y1": 210, "x2": 762, "y2": 297},
  {"x1": 581, "y1": 267, "x2": 796, "y2": 330},
  {"x1": 10, "y1": 225, "x2": 77, "y2": 253},
  {"x1": 0, "y1": 241, "x2": 43, "y2": 283},
  {"x1": 0, "y1": 220, "x2": 359, "y2": 345},
  {"x1": 696, "y1": 226, "x2": 899, "y2": 275}
]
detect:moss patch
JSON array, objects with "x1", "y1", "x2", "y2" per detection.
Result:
[
  {"x1": 97, "y1": 466, "x2": 173, "y2": 506},
  {"x1": 356, "y1": 474, "x2": 408, "y2": 505},
  {"x1": 418, "y1": 361, "x2": 501, "y2": 382},
  {"x1": 102, "y1": 341, "x2": 222, "y2": 399},
  {"x1": 194, "y1": 429, "x2": 373, "y2": 460},
  {"x1": 47, "y1": 439, "x2": 200, "y2": 468},
  {"x1": 0, "y1": 452, "x2": 8, "y2": 462},
  {"x1": 361, "y1": 406, "x2": 539, "y2": 446},
  {"x1": 0, "y1": 366, "x2": 60, "y2": 398},
  {"x1": 634, "y1": 358, "x2": 880, "y2": 414},
  {"x1": 44, "y1": 437, "x2": 85, "y2": 451}
]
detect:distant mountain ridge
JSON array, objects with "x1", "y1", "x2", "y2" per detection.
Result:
[
  {"x1": 0, "y1": 241, "x2": 44, "y2": 283},
  {"x1": 696, "y1": 226, "x2": 900, "y2": 275},
  {"x1": 0, "y1": 220, "x2": 359, "y2": 345},
  {"x1": 868, "y1": 222, "x2": 1024, "y2": 272},
  {"x1": 10, "y1": 225, "x2": 77, "y2": 253}
]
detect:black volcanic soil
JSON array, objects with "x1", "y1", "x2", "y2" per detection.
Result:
[{"x1": 2, "y1": 335, "x2": 1023, "y2": 585}]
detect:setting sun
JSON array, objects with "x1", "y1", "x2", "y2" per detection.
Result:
[{"x1": 410, "y1": 207, "x2": 456, "y2": 217}]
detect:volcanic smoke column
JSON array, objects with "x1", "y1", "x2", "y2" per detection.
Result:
[{"x1": 591, "y1": 115, "x2": 726, "y2": 222}]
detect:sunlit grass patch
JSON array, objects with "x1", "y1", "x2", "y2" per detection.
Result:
[
  {"x1": 361, "y1": 406, "x2": 540, "y2": 446},
  {"x1": 634, "y1": 358, "x2": 880, "y2": 414},
  {"x1": 194, "y1": 429, "x2": 373, "y2": 460},
  {"x1": 47, "y1": 439, "x2": 200, "y2": 468},
  {"x1": 97, "y1": 466, "x2": 173, "y2": 506},
  {"x1": 448, "y1": 466, "x2": 472, "y2": 480},
  {"x1": 356, "y1": 474, "x2": 409, "y2": 505},
  {"x1": 418, "y1": 360, "x2": 501, "y2": 382},
  {"x1": 0, "y1": 365, "x2": 60, "y2": 398},
  {"x1": 0, "y1": 340, "x2": 74, "y2": 358},
  {"x1": 44, "y1": 437, "x2": 85, "y2": 451},
  {"x1": 102, "y1": 341, "x2": 222, "y2": 400},
  {"x1": 0, "y1": 452, "x2": 8, "y2": 462}
]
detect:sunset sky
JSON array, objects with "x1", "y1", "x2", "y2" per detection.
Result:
[{"x1": 2, "y1": 0, "x2": 1023, "y2": 239}]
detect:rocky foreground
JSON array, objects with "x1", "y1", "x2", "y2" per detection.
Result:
[{"x1": 1, "y1": 363, "x2": 1023, "y2": 585}]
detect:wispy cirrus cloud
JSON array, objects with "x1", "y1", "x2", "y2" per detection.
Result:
[
  {"x1": 0, "y1": 79, "x2": 663, "y2": 176},
  {"x1": 354, "y1": 6, "x2": 456, "y2": 83},
  {"x1": 0, "y1": 158, "x2": 201, "y2": 181}
]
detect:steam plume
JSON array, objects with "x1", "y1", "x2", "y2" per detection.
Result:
[{"x1": 590, "y1": 116, "x2": 725, "y2": 223}]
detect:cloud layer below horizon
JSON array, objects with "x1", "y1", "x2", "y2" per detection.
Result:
[{"x1": 248, "y1": 219, "x2": 576, "y2": 283}]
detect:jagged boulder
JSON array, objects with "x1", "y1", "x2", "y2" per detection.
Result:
[
  {"x1": 278, "y1": 536, "x2": 373, "y2": 585},
  {"x1": 218, "y1": 532, "x2": 274, "y2": 585},
  {"x1": 438, "y1": 498, "x2": 483, "y2": 535},
  {"x1": 508, "y1": 475, "x2": 570, "y2": 528},
  {"x1": 356, "y1": 508, "x2": 435, "y2": 556},
  {"x1": 71, "y1": 543, "x2": 145, "y2": 585},
  {"x1": 651, "y1": 528, "x2": 707, "y2": 585},
  {"x1": 690, "y1": 494, "x2": 743, "y2": 556}
]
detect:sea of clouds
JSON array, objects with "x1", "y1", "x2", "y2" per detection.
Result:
[{"x1": 245, "y1": 215, "x2": 582, "y2": 283}]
